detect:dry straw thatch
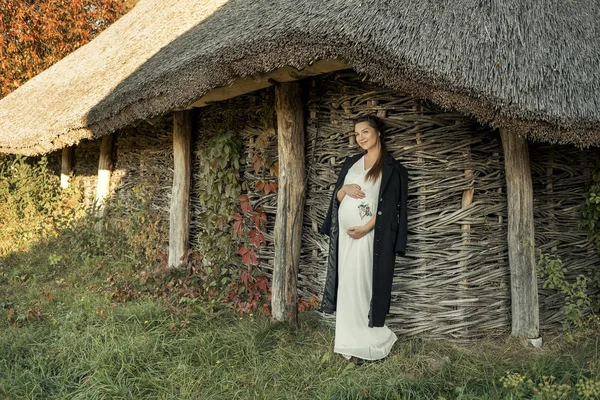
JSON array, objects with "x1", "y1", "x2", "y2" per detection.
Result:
[{"x1": 0, "y1": 0, "x2": 599, "y2": 155}]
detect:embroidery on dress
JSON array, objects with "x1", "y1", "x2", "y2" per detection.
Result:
[{"x1": 358, "y1": 202, "x2": 373, "y2": 220}]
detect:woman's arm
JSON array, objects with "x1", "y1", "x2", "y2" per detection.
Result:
[
  {"x1": 347, "y1": 214, "x2": 376, "y2": 239},
  {"x1": 319, "y1": 154, "x2": 362, "y2": 235},
  {"x1": 337, "y1": 184, "x2": 365, "y2": 202}
]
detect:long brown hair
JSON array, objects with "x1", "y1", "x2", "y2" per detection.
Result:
[{"x1": 355, "y1": 115, "x2": 386, "y2": 183}]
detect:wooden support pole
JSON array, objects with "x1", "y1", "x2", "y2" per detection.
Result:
[
  {"x1": 459, "y1": 143, "x2": 474, "y2": 332},
  {"x1": 169, "y1": 110, "x2": 193, "y2": 268},
  {"x1": 499, "y1": 129, "x2": 540, "y2": 341},
  {"x1": 461, "y1": 144, "x2": 475, "y2": 239},
  {"x1": 60, "y1": 146, "x2": 75, "y2": 189},
  {"x1": 272, "y1": 81, "x2": 306, "y2": 324},
  {"x1": 95, "y1": 133, "x2": 115, "y2": 217},
  {"x1": 546, "y1": 165, "x2": 557, "y2": 253}
]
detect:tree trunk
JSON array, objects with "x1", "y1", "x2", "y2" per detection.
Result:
[
  {"x1": 500, "y1": 128, "x2": 540, "y2": 339},
  {"x1": 60, "y1": 146, "x2": 75, "y2": 189},
  {"x1": 169, "y1": 110, "x2": 193, "y2": 267},
  {"x1": 272, "y1": 81, "x2": 306, "y2": 324}
]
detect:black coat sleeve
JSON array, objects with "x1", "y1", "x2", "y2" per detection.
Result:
[{"x1": 395, "y1": 165, "x2": 408, "y2": 255}]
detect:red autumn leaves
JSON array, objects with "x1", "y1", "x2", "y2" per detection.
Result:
[
  {"x1": 0, "y1": 0, "x2": 133, "y2": 98},
  {"x1": 234, "y1": 194, "x2": 267, "y2": 265}
]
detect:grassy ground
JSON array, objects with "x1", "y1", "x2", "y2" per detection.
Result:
[
  {"x1": 1, "y1": 248, "x2": 600, "y2": 400},
  {"x1": 0, "y1": 162, "x2": 598, "y2": 398}
]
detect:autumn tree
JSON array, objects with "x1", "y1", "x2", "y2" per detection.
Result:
[{"x1": 0, "y1": 0, "x2": 134, "y2": 98}]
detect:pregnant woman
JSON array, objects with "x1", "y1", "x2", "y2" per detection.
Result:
[{"x1": 320, "y1": 115, "x2": 408, "y2": 364}]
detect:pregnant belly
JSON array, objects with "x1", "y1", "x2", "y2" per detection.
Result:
[{"x1": 338, "y1": 196, "x2": 376, "y2": 231}]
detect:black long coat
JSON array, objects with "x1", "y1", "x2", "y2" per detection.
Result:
[{"x1": 320, "y1": 152, "x2": 408, "y2": 327}]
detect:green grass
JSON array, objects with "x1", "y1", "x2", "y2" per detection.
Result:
[
  {"x1": 0, "y1": 185, "x2": 599, "y2": 398},
  {"x1": 1, "y1": 275, "x2": 600, "y2": 400}
]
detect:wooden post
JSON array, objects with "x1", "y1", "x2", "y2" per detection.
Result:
[
  {"x1": 169, "y1": 110, "x2": 193, "y2": 268},
  {"x1": 499, "y1": 129, "x2": 540, "y2": 342},
  {"x1": 272, "y1": 81, "x2": 306, "y2": 324},
  {"x1": 546, "y1": 165, "x2": 557, "y2": 253},
  {"x1": 459, "y1": 142, "x2": 474, "y2": 333},
  {"x1": 95, "y1": 133, "x2": 115, "y2": 218},
  {"x1": 60, "y1": 146, "x2": 75, "y2": 189}
]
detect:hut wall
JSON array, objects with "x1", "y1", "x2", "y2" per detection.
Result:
[
  {"x1": 530, "y1": 144, "x2": 600, "y2": 330},
  {"x1": 191, "y1": 92, "x2": 278, "y2": 264},
  {"x1": 191, "y1": 74, "x2": 511, "y2": 341},
  {"x1": 47, "y1": 116, "x2": 174, "y2": 249}
]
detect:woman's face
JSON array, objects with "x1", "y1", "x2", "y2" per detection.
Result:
[{"x1": 354, "y1": 121, "x2": 380, "y2": 152}]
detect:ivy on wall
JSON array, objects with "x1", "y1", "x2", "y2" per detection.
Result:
[
  {"x1": 194, "y1": 128, "x2": 243, "y2": 267},
  {"x1": 192, "y1": 100, "x2": 278, "y2": 315}
]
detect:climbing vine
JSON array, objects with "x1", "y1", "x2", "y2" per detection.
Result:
[
  {"x1": 194, "y1": 128, "x2": 243, "y2": 267},
  {"x1": 191, "y1": 98, "x2": 316, "y2": 317},
  {"x1": 228, "y1": 102, "x2": 278, "y2": 315}
]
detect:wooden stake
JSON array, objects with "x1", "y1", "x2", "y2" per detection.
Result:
[
  {"x1": 546, "y1": 165, "x2": 557, "y2": 253},
  {"x1": 169, "y1": 110, "x2": 193, "y2": 268},
  {"x1": 60, "y1": 146, "x2": 75, "y2": 189},
  {"x1": 95, "y1": 133, "x2": 115, "y2": 218},
  {"x1": 499, "y1": 129, "x2": 540, "y2": 339},
  {"x1": 272, "y1": 81, "x2": 306, "y2": 324},
  {"x1": 459, "y1": 142, "x2": 474, "y2": 334}
]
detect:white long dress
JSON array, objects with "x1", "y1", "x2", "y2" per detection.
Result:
[{"x1": 334, "y1": 156, "x2": 397, "y2": 360}]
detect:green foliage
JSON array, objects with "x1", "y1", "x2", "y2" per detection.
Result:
[
  {"x1": 194, "y1": 128, "x2": 243, "y2": 267},
  {"x1": 536, "y1": 249, "x2": 600, "y2": 339},
  {"x1": 0, "y1": 154, "x2": 84, "y2": 256},
  {"x1": 104, "y1": 183, "x2": 168, "y2": 263},
  {"x1": 580, "y1": 165, "x2": 600, "y2": 254},
  {"x1": 2, "y1": 295, "x2": 600, "y2": 399},
  {"x1": 576, "y1": 378, "x2": 600, "y2": 399}
]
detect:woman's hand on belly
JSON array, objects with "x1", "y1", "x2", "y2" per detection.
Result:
[
  {"x1": 346, "y1": 214, "x2": 377, "y2": 239},
  {"x1": 347, "y1": 225, "x2": 369, "y2": 239},
  {"x1": 337, "y1": 184, "x2": 365, "y2": 202}
]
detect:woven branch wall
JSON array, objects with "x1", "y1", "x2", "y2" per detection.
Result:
[
  {"x1": 113, "y1": 116, "x2": 174, "y2": 219},
  {"x1": 530, "y1": 143, "x2": 600, "y2": 330},
  {"x1": 55, "y1": 71, "x2": 600, "y2": 341}
]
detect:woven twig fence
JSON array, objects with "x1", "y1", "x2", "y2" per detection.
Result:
[
  {"x1": 49, "y1": 115, "x2": 175, "y2": 223},
  {"x1": 65, "y1": 139, "x2": 101, "y2": 208},
  {"x1": 112, "y1": 116, "x2": 174, "y2": 223},
  {"x1": 530, "y1": 143, "x2": 600, "y2": 330}
]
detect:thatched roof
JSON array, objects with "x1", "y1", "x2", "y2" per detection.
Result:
[{"x1": 0, "y1": 0, "x2": 599, "y2": 155}]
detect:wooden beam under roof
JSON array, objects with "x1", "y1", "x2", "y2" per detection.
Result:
[{"x1": 187, "y1": 59, "x2": 350, "y2": 108}]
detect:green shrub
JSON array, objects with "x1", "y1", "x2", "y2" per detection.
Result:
[
  {"x1": 0, "y1": 155, "x2": 84, "y2": 256},
  {"x1": 536, "y1": 249, "x2": 600, "y2": 339}
]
